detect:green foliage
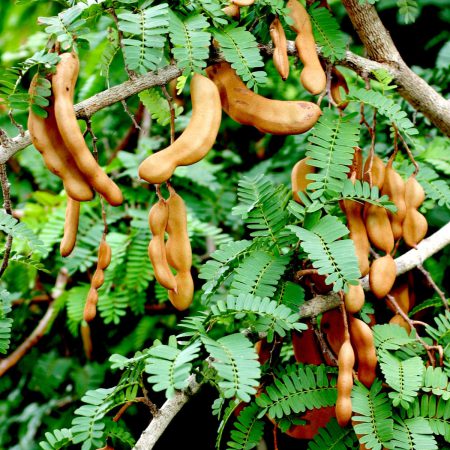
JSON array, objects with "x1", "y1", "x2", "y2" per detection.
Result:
[
  {"x1": 397, "y1": 0, "x2": 419, "y2": 24},
  {"x1": 0, "y1": 289, "x2": 13, "y2": 354},
  {"x1": 372, "y1": 324, "x2": 417, "y2": 353},
  {"x1": 308, "y1": 417, "x2": 358, "y2": 450},
  {"x1": 422, "y1": 367, "x2": 450, "y2": 400},
  {"x1": 226, "y1": 403, "x2": 265, "y2": 450},
  {"x1": 390, "y1": 416, "x2": 437, "y2": 449},
  {"x1": 39, "y1": 428, "x2": 73, "y2": 450},
  {"x1": 139, "y1": 87, "x2": 183, "y2": 126}
]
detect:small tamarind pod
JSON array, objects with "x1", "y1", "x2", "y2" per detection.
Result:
[
  {"x1": 336, "y1": 339, "x2": 355, "y2": 427},
  {"x1": 83, "y1": 287, "x2": 98, "y2": 322},
  {"x1": 60, "y1": 197, "x2": 80, "y2": 257},
  {"x1": 403, "y1": 175, "x2": 427, "y2": 247},
  {"x1": 52, "y1": 52, "x2": 123, "y2": 206},
  {"x1": 232, "y1": 0, "x2": 254, "y2": 5},
  {"x1": 222, "y1": 3, "x2": 240, "y2": 18},
  {"x1": 364, "y1": 204, "x2": 394, "y2": 254},
  {"x1": 349, "y1": 316, "x2": 377, "y2": 388},
  {"x1": 291, "y1": 157, "x2": 315, "y2": 203},
  {"x1": 389, "y1": 314, "x2": 410, "y2": 332},
  {"x1": 329, "y1": 67, "x2": 349, "y2": 110},
  {"x1": 138, "y1": 74, "x2": 222, "y2": 185},
  {"x1": 344, "y1": 283, "x2": 365, "y2": 314},
  {"x1": 168, "y1": 271, "x2": 194, "y2": 311},
  {"x1": 405, "y1": 175, "x2": 425, "y2": 208},
  {"x1": 369, "y1": 254, "x2": 396, "y2": 299},
  {"x1": 97, "y1": 240, "x2": 112, "y2": 270},
  {"x1": 287, "y1": 0, "x2": 326, "y2": 94},
  {"x1": 270, "y1": 17, "x2": 289, "y2": 81},
  {"x1": 320, "y1": 309, "x2": 345, "y2": 357},
  {"x1": 206, "y1": 62, "x2": 321, "y2": 135},
  {"x1": 363, "y1": 155, "x2": 385, "y2": 190}
]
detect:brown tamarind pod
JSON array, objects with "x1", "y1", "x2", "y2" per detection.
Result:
[
  {"x1": 321, "y1": 309, "x2": 345, "y2": 357},
  {"x1": 336, "y1": 339, "x2": 355, "y2": 427},
  {"x1": 138, "y1": 74, "x2": 221, "y2": 185},
  {"x1": 291, "y1": 157, "x2": 315, "y2": 203},
  {"x1": 346, "y1": 212, "x2": 370, "y2": 277},
  {"x1": 349, "y1": 316, "x2": 377, "y2": 388},
  {"x1": 364, "y1": 204, "x2": 394, "y2": 254},
  {"x1": 369, "y1": 254, "x2": 396, "y2": 299},
  {"x1": 403, "y1": 208, "x2": 428, "y2": 247},
  {"x1": 60, "y1": 197, "x2": 80, "y2": 257},
  {"x1": 287, "y1": 0, "x2": 326, "y2": 94},
  {"x1": 330, "y1": 67, "x2": 349, "y2": 109},
  {"x1": 168, "y1": 271, "x2": 194, "y2": 311},
  {"x1": 97, "y1": 239, "x2": 111, "y2": 270},
  {"x1": 344, "y1": 283, "x2": 365, "y2": 314},
  {"x1": 83, "y1": 287, "x2": 98, "y2": 322},
  {"x1": 232, "y1": 0, "x2": 254, "y2": 5},
  {"x1": 405, "y1": 175, "x2": 425, "y2": 209},
  {"x1": 292, "y1": 327, "x2": 324, "y2": 365},
  {"x1": 52, "y1": 52, "x2": 123, "y2": 206},
  {"x1": 363, "y1": 156, "x2": 385, "y2": 190},
  {"x1": 91, "y1": 269, "x2": 105, "y2": 290},
  {"x1": 285, "y1": 407, "x2": 336, "y2": 440},
  {"x1": 270, "y1": 17, "x2": 290, "y2": 81},
  {"x1": 388, "y1": 282, "x2": 410, "y2": 314},
  {"x1": 80, "y1": 322, "x2": 93, "y2": 360},
  {"x1": 389, "y1": 314, "x2": 410, "y2": 332},
  {"x1": 222, "y1": 3, "x2": 240, "y2": 18},
  {"x1": 206, "y1": 62, "x2": 321, "y2": 135}
]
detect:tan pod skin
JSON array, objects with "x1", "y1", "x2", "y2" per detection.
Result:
[
  {"x1": 291, "y1": 157, "x2": 316, "y2": 204},
  {"x1": 148, "y1": 199, "x2": 177, "y2": 291},
  {"x1": 387, "y1": 282, "x2": 409, "y2": 314},
  {"x1": 349, "y1": 316, "x2": 377, "y2": 388},
  {"x1": 139, "y1": 74, "x2": 222, "y2": 184},
  {"x1": 369, "y1": 254, "x2": 396, "y2": 299},
  {"x1": 232, "y1": 0, "x2": 254, "y2": 5},
  {"x1": 52, "y1": 52, "x2": 123, "y2": 206},
  {"x1": 168, "y1": 271, "x2": 194, "y2": 311},
  {"x1": 344, "y1": 283, "x2": 365, "y2": 314},
  {"x1": 389, "y1": 314, "x2": 410, "y2": 332},
  {"x1": 364, "y1": 204, "x2": 394, "y2": 254},
  {"x1": 330, "y1": 67, "x2": 349, "y2": 109},
  {"x1": 287, "y1": 0, "x2": 326, "y2": 94},
  {"x1": 363, "y1": 155, "x2": 385, "y2": 190},
  {"x1": 403, "y1": 175, "x2": 428, "y2": 247},
  {"x1": 60, "y1": 197, "x2": 80, "y2": 257},
  {"x1": 270, "y1": 18, "x2": 289, "y2": 81},
  {"x1": 336, "y1": 339, "x2": 355, "y2": 427},
  {"x1": 222, "y1": 3, "x2": 240, "y2": 18},
  {"x1": 206, "y1": 62, "x2": 321, "y2": 135}
]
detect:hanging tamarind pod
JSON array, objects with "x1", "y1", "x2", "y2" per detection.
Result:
[
  {"x1": 364, "y1": 204, "x2": 394, "y2": 254},
  {"x1": 369, "y1": 254, "x2": 396, "y2": 299},
  {"x1": 270, "y1": 17, "x2": 290, "y2": 81},
  {"x1": 329, "y1": 67, "x2": 349, "y2": 110},
  {"x1": 336, "y1": 338, "x2": 355, "y2": 426},
  {"x1": 344, "y1": 283, "x2": 365, "y2": 314},
  {"x1": 291, "y1": 157, "x2": 315, "y2": 204},
  {"x1": 363, "y1": 155, "x2": 385, "y2": 190},
  {"x1": 60, "y1": 197, "x2": 80, "y2": 257},
  {"x1": 320, "y1": 309, "x2": 346, "y2": 357},
  {"x1": 403, "y1": 175, "x2": 428, "y2": 247}
]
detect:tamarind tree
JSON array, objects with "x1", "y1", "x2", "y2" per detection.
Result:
[{"x1": 0, "y1": 1, "x2": 449, "y2": 449}]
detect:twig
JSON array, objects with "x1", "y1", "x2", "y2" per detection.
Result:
[
  {"x1": 140, "y1": 373, "x2": 159, "y2": 416},
  {"x1": 113, "y1": 401, "x2": 134, "y2": 422},
  {"x1": 0, "y1": 164, "x2": 13, "y2": 278},
  {"x1": 273, "y1": 423, "x2": 279, "y2": 450},
  {"x1": 397, "y1": 128, "x2": 419, "y2": 175},
  {"x1": 294, "y1": 268, "x2": 318, "y2": 281},
  {"x1": 317, "y1": 64, "x2": 332, "y2": 107},
  {"x1": 161, "y1": 85, "x2": 175, "y2": 145},
  {"x1": 417, "y1": 264, "x2": 449, "y2": 311},
  {"x1": 311, "y1": 316, "x2": 337, "y2": 366}
]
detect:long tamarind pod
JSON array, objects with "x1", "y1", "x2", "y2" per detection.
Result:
[
  {"x1": 291, "y1": 157, "x2": 315, "y2": 204},
  {"x1": 330, "y1": 67, "x2": 349, "y2": 109},
  {"x1": 206, "y1": 62, "x2": 321, "y2": 135},
  {"x1": 60, "y1": 197, "x2": 80, "y2": 257},
  {"x1": 270, "y1": 17, "x2": 289, "y2": 81},
  {"x1": 139, "y1": 74, "x2": 221, "y2": 185},
  {"x1": 52, "y1": 52, "x2": 123, "y2": 206},
  {"x1": 364, "y1": 204, "x2": 394, "y2": 254},
  {"x1": 287, "y1": 0, "x2": 326, "y2": 94},
  {"x1": 336, "y1": 339, "x2": 355, "y2": 427},
  {"x1": 363, "y1": 155, "x2": 385, "y2": 190}
]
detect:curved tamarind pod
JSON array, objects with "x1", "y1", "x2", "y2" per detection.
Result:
[
  {"x1": 60, "y1": 197, "x2": 80, "y2": 257},
  {"x1": 138, "y1": 74, "x2": 221, "y2": 184},
  {"x1": 270, "y1": 17, "x2": 289, "y2": 81},
  {"x1": 344, "y1": 283, "x2": 365, "y2": 314},
  {"x1": 363, "y1": 156, "x2": 385, "y2": 190},
  {"x1": 336, "y1": 339, "x2": 355, "y2": 427},
  {"x1": 83, "y1": 287, "x2": 98, "y2": 322},
  {"x1": 52, "y1": 52, "x2": 123, "y2": 206},
  {"x1": 168, "y1": 271, "x2": 194, "y2": 311},
  {"x1": 291, "y1": 157, "x2": 315, "y2": 203},
  {"x1": 330, "y1": 67, "x2": 349, "y2": 110},
  {"x1": 321, "y1": 309, "x2": 345, "y2": 356},
  {"x1": 206, "y1": 62, "x2": 321, "y2": 135},
  {"x1": 222, "y1": 3, "x2": 240, "y2": 18},
  {"x1": 91, "y1": 269, "x2": 105, "y2": 290},
  {"x1": 364, "y1": 204, "x2": 394, "y2": 254},
  {"x1": 405, "y1": 175, "x2": 425, "y2": 208},
  {"x1": 389, "y1": 314, "x2": 410, "y2": 332},
  {"x1": 97, "y1": 239, "x2": 111, "y2": 270},
  {"x1": 369, "y1": 254, "x2": 396, "y2": 299},
  {"x1": 287, "y1": 0, "x2": 326, "y2": 94},
  {"x1": 349, "y1": 316, "x2": 377, "y2": 388},
  {"x1": 403, "y1": 208, "x2": 428, "y2": 247}
]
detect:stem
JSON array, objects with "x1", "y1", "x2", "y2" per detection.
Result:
[{"x1": 0, "y1": 164, "x2": 13, "y2": 278}]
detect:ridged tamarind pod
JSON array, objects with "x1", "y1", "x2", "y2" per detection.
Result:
[
  {"x1": 206, "y1": 62, "x2": 321, "y2": 135},
  {"x1": 321, "y1": 309, "x2": 345, "y2": 357},
  {"x1": 364, "y1": 204, "x2": 394, "y2": 254},
  {"x1": 403, "y1": 175, "x2": 427, "y2": 247},
  {"x1": 336, "y1": 339, "x2": 355, "y2": 427},
  {"x1": 138, "y1": 74, "x2": 222, "y2": 184},
  {"x1": 291, "y1": 157, "x2": 315, "y2": 204},
  {"x1": 349, "y1": 316, "x2": 377, "y2": 388},
  {"x1": 369, "y1": 254, "x2": 396, "y2": 299},
  {"x1": 83, "y1": 287, "x2": 98, "y2": 322},
  {"x1": 168, "y1": 271, "x2": 194, "y2": 311},
  {"x1": 363, "y1": 155, "x2": 385, "y2": 190},
  {"x1": 389, "y1": 313, "x2": 410, "y2": 332},
  {"x1": 60, "y1": 197, "x2": 80, "y2": 257},
  {"x1": 270, "y1": 17, "x2": 289, "y2": 81},
  {"x1": 405, "y1": 175, "x2": 425, "y2": 209},
  {"x1": 287, "y1": 0, "x2": 326, "y2": 94},
  {"x1": 52, "y1": 52, "x2": 123, "y2": 206},
  {"x1": 27, "y1": 79, "x2": 93, "y2": 202},
  {"x1": 148, "y1": 199, "x2": 177, "y2": 291},
  {"x1": 330, "y1": 67, "x2": 349, "y2": 110},
  {"x1": 344, "y1": 283, "x2": 365, "y2": 314},
  {"x1": 97, "y1": 240, "x2": 112, "y2": 270},
  {"x1": 292, "y1": 326, "x2": 324, "y2": 365},
  {"x1": 91, "y1": 269, "x2": 105, "y2": 290}
]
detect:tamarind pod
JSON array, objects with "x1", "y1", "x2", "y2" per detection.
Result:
[
  {"x1": 60, "y1": 197, "x2": 80, "y2": 257},
  {"x1": 255, "y1": 338, "x2": 272, "y2": 365},
  {"x1": 349, "y1": 316, "x2": 377, "y2": 388},
  {"x1": 387, "y1": 282, "x2": 409, "y2": 314},
  {"x1": 168, "y1": 271, "x2": 194, "y2": 311},
  {"x1": 284, "y1": 407, "x2": 336, "y2": 439},
  {"x1": 27, "y1": 102, "x2": 94, "y2": 202},
  {"x1": 97, "y1": 240, "x2": 111, "y2": 270},
  {"x1": 345, "y1": 211, "x2": 370, "y2": 276},
  {"x1": 349, "y1": 147, "x2": 363, "y2": 181},
  {"x1": 270, "y1": 18, "x2": 290, "y2": 81},
  {"x1": 330, "y1": 67, "x2": 349, "y2": 110},
  {"x1": 287, "y1": 0, "x2": 326, "y2": 94},
  {"x1": 310, "y1": 272, "x2": 333, "y2": 294},
  {"x1": 292, "y1": 327, "x2": 324, "y2": 365},
  {"x1": 405, "y1": 175, "x2": 425, "y2": 208},
  {"x1": 336, "y1": 340, "x2": 355, "y2": 427},
  {"x1": 138, "y1": 74, "x2": 221, "y2": 185},
  {"x1": 364, "y1": 204, "x2": 394, "y2": 254},
  {"x1": 389, "y1": 314, "x2": 410, "y2": 332},
  {"x1": 403, "y1": 208, "x2": 428, "y2": 247},
  {"x1": 291, "y1": 157, "x2": 315, "y2": 203},
  {"x1": 232, "y1": 0, "x2": 254, "y2": 5},
  {"x1": 321, "y1": 309, "x2": 345, "y2": 356},
  {"x1": 52, "y1": 52, "x2": 123, "y2": 206},
  {"x1": 91, "y1": 269, "x2": 105, "y2": 290},
  {"x1": 148, "y1": 238, "x2": 177, "y2": 291},
  {"x1": 363, "y1": 156, "x2": 385, "y2": 190},
  {"x1": 166, "y1": 188, "x2": 192, "y2": 272},
  {"x1": 206, "y1": 62, "x2": 321, "y2": 135},
  {"x1": 149, "y1": 199, "x2": 169, "y2": 235},
  {"x1": 222, "y1": 3, "x2": 240, "y2": 18},
  {"x1": 369, "y1": 254, "x2": 396, "y2": 299},
  {"x1": 344, "y1": 283, "x2": 365, "y2": 314},
  {"x1": 80, "y1": 322, "x2": 93, "y2": 360},
  {"x1": 83, "y1": 288, "x2": 98, "y2": 322}
]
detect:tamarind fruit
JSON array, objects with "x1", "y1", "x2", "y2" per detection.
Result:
[
  {"x1": 60, "y1": 197, "x2": 80, "y2": 257},
  {"x1": 287, "y1": 0, "x2": 326, "y2": 94},
  {"x1": 148, "y1": 199, "x2": 177, "y2": 291},
  {"x1": 364, "y1": 204, "x2": 394, "y2": 254},
  {"x1": 388, "y1": 282, "x2": 410, "y2": 314},
  {"x1": 336, "y1": 339, "x2": 355, "y2": 427},
  {"x1": 232, "y1": 0, "x2": 254, "y2": 5},
  {"x1": 52, "y1": 52, "x2": 123, "y2": 206},
  {"x1": 292, "y1": 327, "x2": 324, "y2": 365},
  {"x1": 222, "y1": 3, "x2": 240, "y2": 18},
  {"x1": 403, "y1": 175, "x2": 428, "y2": 247},
  {"x1": 83, "y1": 237, "x2": 111, "y2": 322},
  {"x1": 320, "y1": 309, "x2": 345, "y2": 357},
  {"x1": 363, "y1": 155, "x2": 385, "y2": 190},
  {"x1": 330, "y1": 67, "x2": 349, "y2": 109},
  {"x1": 389, "y1": 314, "x2": 410, "y2": 332},
  {"x1": 344, "y1": 283, "x2": 365, "y2": 314},
  {"x1": 270, "y1": 17, "x2": 289, "y2": 81},
  {"x1": 291, "y1": 157, "x2": 315, "y2": 203},
  {"x1": 381, "y1": 161, "x2": 406, "y2": 240},
  {"x1": 369, "y1": 254, "x2": 396, "y2": 299},
  {"x1": 168, "y1": 272, "x2": 194, "y2": 311},
  {"x1": 349, "y1": 316, "x2": 377, "y2": 388},
  {"x1": 138, "y1": 74, "x2": 221, "y2": 185},
  {"x1": 206, "y1": 62, "x2": 321, "y2": 135}
]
